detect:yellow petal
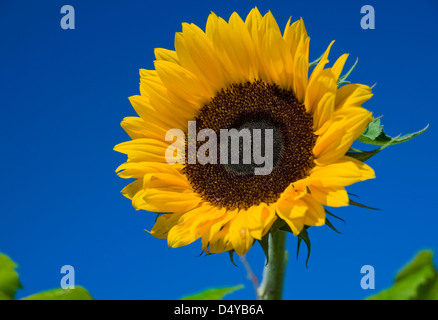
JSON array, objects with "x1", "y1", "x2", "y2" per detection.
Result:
[
  {"x1": 259, "y1": 11, "x2": 281, "y2": 37},
  {"x1": 292, "y1": 35, "x2": 310, "y2": 102},
  {"x1": 121, "y1": 116, "x2": 169, "y2": 141},
  {"x1": 283, "y1": 18, "x2": 308, "y2": 63},
  {"x1": 120, "y1": 179, "x2": 143, "y2": 200},
  {"x1": 312, "y1": 88, "x2": 336, "y2": 131},
  {"x1": 331, "y1": 53, "x2": 349, "y2": 81},
  {"x1": 175, "y1": 23, "x2": 227, "y2": 91},
  {"x1": 209, "y1": 221, "x2": 233, "y2": 254},
  {"x1": 308, "y1": 40, "x2": 335, "y2": 83},
  {"x1": 201, "y1": 209, "x2": 237, "y2": 251},
  {"x1": 114, "y1": 138, "x2": 170, "y2": 163},
  {"x1": 276, "y1": 198, "x2": 307, "y2": 235},
  {"x1": 210, "y1": 15, "x2": 256, "y2": 83},
  {"x1": 167, "y1": 205, "x2": 226, "y2": 248},
  {"x1": 310, "y1": 156, "x2": 375, "y2": 188},
  {"x1": 305, "y1": 68, "x2": 337, "y2": 117},
  {"x1": 154, "y1": 48, "x2": 180, "y2": 64},
  {"x1": 143, "y1": 172, "x2": 191, "y2": 191},
  {"x1": 309, "y1": 185, "x2": 349, "y2": 207},
  {"x1": 313, "y1": 108, "x2": 372, "y2": 164},
  {"x1": 247, "y1": 203, "x2": 277, "y2": 240},
  {"x1": 140, "y1": 187, "x2": 201, "y2": 213},
  {"x1": 154, "y1": 60, "x2": 213, "y2": 103},
  {"x1": 167, "y1": 222, "x2": 198, "y2": 248},
  {"x1": 335, "y1": 83, "x2": 373, "y2": 112},
  {"x1": 128, "y1": 94, "x2": 189, "y2": 130},
  {"x1": 228, "y1": 211, "x2": 255, "y2": 256},
  {"x1": 301, "y1": 195, "x2": 326, "y2": 226},
  {"x1": 261, "y1": 28, "x2": 293, "y2": 88},
  {"x1": 151, "y1": 212, "x2": 185, "y2": 239},
  {"x1": 116, "y1": 161, "x2": 182, "y2": 179},
  {"x1": 244, "y1": 7, "x2": 263, "y2": 34}
]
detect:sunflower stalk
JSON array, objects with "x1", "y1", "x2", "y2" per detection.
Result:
[{"x1": 257, "y1": 230, "x2": 288, "y2": 300}]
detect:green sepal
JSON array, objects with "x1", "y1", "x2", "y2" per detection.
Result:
[
  {"x1": 358, "y1": 117, "x2": 428, "y2": 146},
  {"x1": 337, "y1": 58, "x2": 358, "y2": 86},
  {"x1": 258, "y1": 235, "x2": 270, "y2": 266},
  {"x1": 325, "y1": 217, "x2": 342, "y2": 234},
  {"x1": 296, "y1": 226, "x2": 311, "y2": 268},
  {"x1": 325, "y1": 208, "x2": 345, "y2": 223},
  {"x1": 277, "y1": 221, "x2": 312, "y2": 267},
  {"x1": 349, "y1": 199, "x2": 379, "y2": 211},
  {"x1": 309, "y1": 53, "x2": 324, "y2": 69},
  {"x1": 269, "y1": 218, "x2": 288, "y2": 234},
  {"x1": 228, "y1": 250, "x2": 238, "y2": 267},
  {"x1": 258, "y1": 219, "x2": 289, "y2": 266}
]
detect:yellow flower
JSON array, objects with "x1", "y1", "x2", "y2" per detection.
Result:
[{"x1": 114, "y1": 8, "x2": 375, "y2": 256}]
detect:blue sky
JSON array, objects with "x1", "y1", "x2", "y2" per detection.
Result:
[{"x1": 0, "y1": 0, "x2": 437, "y2": 300}]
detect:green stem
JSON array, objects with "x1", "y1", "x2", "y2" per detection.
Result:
[{"x1": 257, "y1": 230, "x2": 288, "y2": 300}]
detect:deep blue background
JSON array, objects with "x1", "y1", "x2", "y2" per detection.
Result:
[{"x1": 0, "y1": 0, "x2": 437, "y2": 300}]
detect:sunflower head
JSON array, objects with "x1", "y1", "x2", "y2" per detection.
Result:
[{"x1": 114, "y1": 8, "x2": 375, "y2": 256}]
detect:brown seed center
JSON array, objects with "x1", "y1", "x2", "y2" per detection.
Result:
[{"x1": 183, "y1": 80, "x2": 317, "y2": 210}]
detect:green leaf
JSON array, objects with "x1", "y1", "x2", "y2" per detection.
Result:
[
  {"x1": 0, "y1": 292, "x2": 11, "y2": 300},
  {"x1": 358, "y1": 118, "x2": 428, "y2": 146},
  {"x1": 0, "y1": 252, "x2": 22, "y2": 300},
  {"x1": 367, "y1": 250, "x2": 438, "y2": 300},
  {"x1": 181, "y1": 285, "x2": 244, "y2": 300},
  {"x1": 361, "y1": 116, "x2": 384, "y2": 140},
  {"x1": 417, "y1": 276, "x2": 438, "y2": 300},
  {"x1": 21, "y1": 286, "x2": 93, "y2": 300}
]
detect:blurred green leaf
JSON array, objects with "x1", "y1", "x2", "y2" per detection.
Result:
[
  {"x1": 181, "y1": 285, "x2": 244, "y2": 300},
  {"x1": 367, "y1": 250, "x2": 438, "y2": 300},
  {"x1": 0, "y1": 292, "x2": 12, "y2": 300},
  {"x1": 0, "y1": 252, "x2": 22, "y2": 300},
  {"x1": 21, "y1": 286, "x2": 93, "y2": 300}
]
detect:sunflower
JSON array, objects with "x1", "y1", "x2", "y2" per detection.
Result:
[{"x1": 114, "y1": 8, "x2": 375, "y2": 256}]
